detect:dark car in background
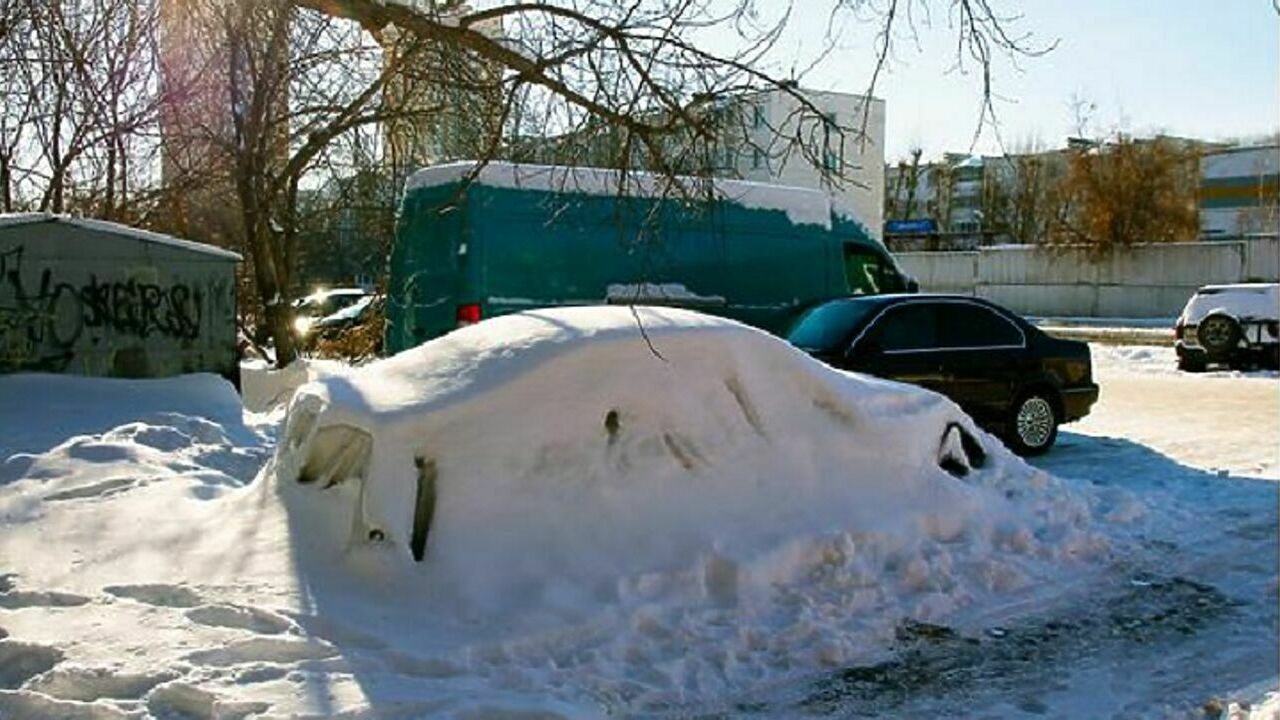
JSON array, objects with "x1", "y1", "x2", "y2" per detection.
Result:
[
  {"x1": 788, "y1": 294, "x2": 1099, "y2": 455},
  {"x1": 293, "y1": 287, "x2": 371, "y2": 337}
]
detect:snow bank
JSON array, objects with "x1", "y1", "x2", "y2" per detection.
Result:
[
  {"x1": 2, "y1": 324, "x2": 1271, "y2": 716},
  {"x1": 273, "y1": 307, "x2": 1119, "y2": 625},
  {"x1": 239, "y1": 357, "x2": 352, "y2": 413},
  {"x1": 0, "y1": 373, "x2": 271, "y2": 500},
  {"x1": 1092, "y1": 343, "x2": 1279, "y2": 378},
  {"x1": 0, "y1": 310, "x2": 1156, "y2": 716},
  {"x1": 0, "y1": 373, "x2": 249, "y2": 458},
  {"x1": 404, "y1": 161, "x2": 836, "y2": 228}
]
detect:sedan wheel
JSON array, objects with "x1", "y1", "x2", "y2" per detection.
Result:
[{"x1": 1009, "y1": 393, "x2": 1058, "y2": 456}]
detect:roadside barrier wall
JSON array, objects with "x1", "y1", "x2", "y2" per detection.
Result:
[{"x1": 896, "y1": 237, "x2": 1279, "y2": 318}]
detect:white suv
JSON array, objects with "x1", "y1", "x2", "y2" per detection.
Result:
[{"x1": 1175, "y1": 283, "x2": 1280, "y2": 371}]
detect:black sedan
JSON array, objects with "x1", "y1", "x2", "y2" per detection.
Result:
[{"x1": 787, "y1": 294, "x2": 1099, "y2": 455}]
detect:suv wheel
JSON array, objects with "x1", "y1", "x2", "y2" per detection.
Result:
[
  {"x1": 1007, "y1": 391, "x2": 1059, "y2": 456},
  {"x1": 1177, "y1": 356, "x2": 1206, "y2": 373},
  {"x1": 1197, "y1": 313, "x2": 1241, "y2": 355}
]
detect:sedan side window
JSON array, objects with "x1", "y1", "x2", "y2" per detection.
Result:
[
  {"x1": 938, "y1": 304, "x2": 1023, "y2": 349},
  {"x1": 874, "y1": 304, "x2": 939, "y2": 352}
]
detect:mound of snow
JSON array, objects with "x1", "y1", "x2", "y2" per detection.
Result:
[
  {"x1": 272, "y1": 307, "x2": 1119, "y2": 621},
  {"x1": 0, "y1": 373, "x2": 250, "y2": 458},
  {"x1": 0, "y1": 309, "x2": 1151, "y2": 716},
  {"x1": 0, "y1": 373, "x2": 273, "y2": 520},
  {"x1": 240, "y1": 357, "x2": 352, "y2": 413}
]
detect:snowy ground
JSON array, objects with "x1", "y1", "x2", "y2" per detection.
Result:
[
  {"x1": 0, "y1": 334, "x2": 1275, "y2": 719},
  {"x1": 696, "y1": 345, "x2": 1279, "y2": 717}
]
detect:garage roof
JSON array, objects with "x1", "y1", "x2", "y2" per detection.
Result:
[{"x1": 0, "y1": 213, "x2": 242, "y2": 261}]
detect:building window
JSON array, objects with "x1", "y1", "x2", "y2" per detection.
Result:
[
  {"x1": 714, "y1": 143, "x2": 737, "y2": 172},
  {"x1": 823, "y1": 148, "x2": 839, "y2": 172},
  {"x1": 752, "y1": 104, "x2": 766, "y2": 129},
  {"x1": 752, "y1": 148, "x2": 764, "y2": 170}
]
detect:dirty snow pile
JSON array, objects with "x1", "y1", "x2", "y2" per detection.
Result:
[
  {"x1": 0, "y1": 308, "x2": 1144, "y2": 718},
  {"x1": 1090, "y1": 342, "x2": 1280, "y2": 378}
]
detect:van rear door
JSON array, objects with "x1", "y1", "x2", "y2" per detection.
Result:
[{"x1": 387, "y1": 191, "x2": 464, "y2": 351}]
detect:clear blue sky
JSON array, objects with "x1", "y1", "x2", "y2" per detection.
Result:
[{"x1": 743, "y1": 0, "x2": 1280, "y2": 161}]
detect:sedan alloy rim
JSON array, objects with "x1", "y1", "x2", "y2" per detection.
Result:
[{"x1": 1016, "y1": 397, "x2": 1054, "y2": 448}]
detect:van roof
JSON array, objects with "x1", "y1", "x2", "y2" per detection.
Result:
[{"x1": 405, "y1": 161, "x2": 850, "y2": 230}]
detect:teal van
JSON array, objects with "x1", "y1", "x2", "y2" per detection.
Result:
[{"x1": 386, "y1": 162, "x2": 912, "y2": 353}]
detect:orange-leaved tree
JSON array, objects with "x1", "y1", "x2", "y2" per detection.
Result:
[{"x1": 1048, "y1": 134, "x2": 1201, "y2": 254}]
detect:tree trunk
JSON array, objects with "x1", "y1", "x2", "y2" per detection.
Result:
[{"x1": 245, "y1": 218, "x2": 298, "y2": 367}]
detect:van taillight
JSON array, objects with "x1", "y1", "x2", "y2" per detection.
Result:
[
  {"x1": 1174, "y1": 322, "x2": 1183, "y2": 340},
  {"x1": 456, "y1": 303, "x2": 482, "y2": 327}
]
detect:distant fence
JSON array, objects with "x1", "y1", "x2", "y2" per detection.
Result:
[{"x1": 896, "y1": 237, "x2": 1279, "y2": 318}]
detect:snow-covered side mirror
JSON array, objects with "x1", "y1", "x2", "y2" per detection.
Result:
[
  {"x1": 938, "y1": 422, "x2": 986, "y2": 479},
  {"x1": 274, "y1": 392, "x2": 326, "y2": 485}
]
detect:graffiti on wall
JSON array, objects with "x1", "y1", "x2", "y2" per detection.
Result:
[{"x1": 0, "y1": 246, "x2": 227, "y2": 374}]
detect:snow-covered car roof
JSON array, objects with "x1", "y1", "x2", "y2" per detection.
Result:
[
  {"x1": 270, "y1": 305, "x2": 1109, "y2": 617},
  {"x1": 1181, "y1": 283, "x2": 1279, "y2": 324},
  {"x1": 313, "y1": 294, "x2": 379, "y2": 328}
]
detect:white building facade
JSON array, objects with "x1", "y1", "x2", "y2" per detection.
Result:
[{"x1": 726, "y1": 88, "x2": 886, "y2": 239}]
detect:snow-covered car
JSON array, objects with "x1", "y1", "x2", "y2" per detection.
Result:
[
  {"x1": 267, "y1": 306, "x2": 1102, "y2": 614},
  {"x1": 1174, "y1": 283, "x2": 1280, "y2": 371}
]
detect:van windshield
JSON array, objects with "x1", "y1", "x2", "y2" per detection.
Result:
[
  {"x1": 788, "y1": 300, "x2": 879, "y2": 353},
  {"x1": 844, "y1": 246, "x2": 905, "y2": 294}
]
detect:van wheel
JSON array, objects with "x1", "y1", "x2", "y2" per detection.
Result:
[
  {"x1": 1006, "y1": 391, "x2": 1059, "y2": 456},
  {"x1": 1197, "y1": 313, "x2": 1241, "y2": 355}
]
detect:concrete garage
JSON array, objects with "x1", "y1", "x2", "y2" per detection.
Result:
[{"x1": 0, "y1": 214, "x2": 240, "y2": 380}]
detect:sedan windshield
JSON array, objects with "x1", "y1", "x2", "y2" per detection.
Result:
[{"x1": 788, "y1": 300, "x2": 879, "y2": 352}]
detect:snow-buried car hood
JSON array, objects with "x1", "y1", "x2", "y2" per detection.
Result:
[{"x1": 271, "y1": 306, "x2": 1115, "y2": 619}]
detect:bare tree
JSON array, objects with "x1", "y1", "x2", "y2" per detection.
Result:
[
  {"x1": 297, "y1": 0, "x2": 1047, "y2": 187},
  {"x1": 0, "y1": 0, "x2": 165, "y2": 219},
  {"x1": 980, "y1": 139, "x2": 1068, "y2": 245},
  {"x1": 5, "y1": 0, "x2": 1048, "y2": 366},
  {"x1": 886, "y1": 147, "x2": 925, "y2": 221},
  {"x1": 160, "y1": 0, "x2": 444, "y2": 364}
]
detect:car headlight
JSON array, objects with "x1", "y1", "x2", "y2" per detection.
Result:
[{"x1": 294, "y1": 316, "x2": 315, "y2": 335}]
